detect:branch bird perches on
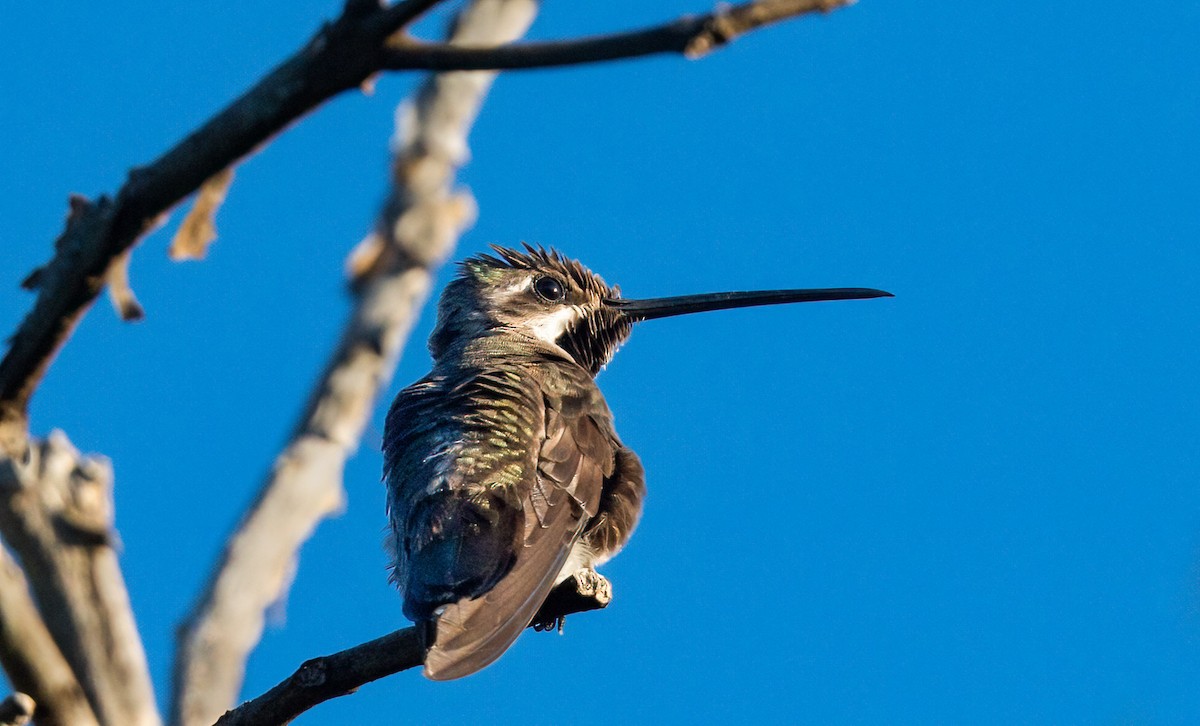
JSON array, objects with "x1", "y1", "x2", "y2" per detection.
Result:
[{"x1": 215, "y1": 573, "x2": 609, "y2": 725}]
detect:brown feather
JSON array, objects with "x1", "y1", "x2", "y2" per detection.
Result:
[
  {"x1": 424, "y1": 508, "x2": 585, "y2": 680},
  {"x1": 423, "y1": 393, "x2": 611, "y2": 680}
]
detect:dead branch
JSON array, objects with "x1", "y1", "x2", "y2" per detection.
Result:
[
  {"x1": 216, "y1": 574, "x2": 608, "y2": 726},
  {"x1": 0, "y1": 548, "x2": 98, "y2": 726},
  {"x1": 169, "y1": 2, "x2": 538, "y2": 724},
  {"x1": 215, "y1": 629, "x2": 423, "y2": 726},
  {"x1": 0, "y1": 0, "x2": 446, "y2": 433},
  {"x1": 0, "y1": 433, "x2": 157, "y2": 726},
  {"x1": 0, "y1": 0, "x2": 853, "y2": 438},
  {"x1": 382, "y1": 0, "x2": 850, "y2": 70}
]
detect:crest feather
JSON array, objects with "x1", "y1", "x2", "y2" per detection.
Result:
[{"x1": 465, "y1": 244, "x2": 619, "y2": 301}]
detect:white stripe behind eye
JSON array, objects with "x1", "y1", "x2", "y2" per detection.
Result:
[{"x1": 528, "y1": 306, "x2": 580, "y2": 345}]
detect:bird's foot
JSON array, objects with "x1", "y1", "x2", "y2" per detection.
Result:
[
  {"x1": 571, "y1": 568, "x2": 612, "y2": 604},
  {"x1": 530, "y1": 569, "x2": 612, "y2": 633}
]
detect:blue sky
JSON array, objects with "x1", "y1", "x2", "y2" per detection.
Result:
[{"x1": 3, "y1": 0, "x2": 1199, "y2": 722}]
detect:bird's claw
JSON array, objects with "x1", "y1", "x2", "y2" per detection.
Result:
[
  {"x1": 532, "y1": 615, "x2": 565, "y2": 633},
  {"x1": 530, "y1": 569, "x2": 612, "y2": 633},
  {"x1": 571, "y1": 568, "x2": 612, "y2": 605}
]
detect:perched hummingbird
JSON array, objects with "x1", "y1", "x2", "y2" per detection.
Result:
[{"x1": 384, "y1": 245, "x2": 890, "y2": 680}]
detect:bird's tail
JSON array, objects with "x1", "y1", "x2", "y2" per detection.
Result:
[{"x1": 423, "y1": 518, "x2": 583, "y2": 680}]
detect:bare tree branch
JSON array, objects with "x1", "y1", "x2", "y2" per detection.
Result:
[
  {"x1": 217, "y1": 575, "x2": 609, "y2": 726},
  {"x1": 0, "y1": 433, "x2": 157, "y2": 726},
  {"x1": 170, "y1": 3, "x2": 539, "y2": 724},
  {"x1": 0, "y1": 0, "x2": 853, "y2": 438},
  {"x1": 0, "y1": 0, "x2": 452, "y2": 433},
  {"x1": 382, "y1": 0, "x2": 851, "y2": 71},
  {"x1": 215, "y1": 629, "x2": 423, "y2": 726},
  {"x1": 0, "y1": 548, "x2": 99, "y2": 726},
  {"x1": 0, "y1": 693, "x2": 35, "y2": 726}
]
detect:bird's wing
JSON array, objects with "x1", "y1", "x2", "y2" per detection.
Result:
[
  {"x1": 424, "y1": 387, "x2": 613, "y2": 680},
  {"x1": 385, "y1": 370, "x2": 529, "y2": 621}
]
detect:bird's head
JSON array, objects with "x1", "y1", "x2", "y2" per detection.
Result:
[
  {"x1": 430, "y1": 245, "x2": 630, "y2": 374},
  {"x1": 430, "y1": 244, "x2": 893, "y2": 376}
]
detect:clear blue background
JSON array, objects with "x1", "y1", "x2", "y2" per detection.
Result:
[{"x1": 3, "y1": 1, "x2": 1199, "y2": 723}]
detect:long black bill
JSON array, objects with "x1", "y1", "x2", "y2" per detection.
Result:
[{"x1": 607, "y1": 288, "x2": 893, "y2": 322}]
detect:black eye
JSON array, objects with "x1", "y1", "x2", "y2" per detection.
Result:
[{"x1": 533, "y1": 276, "x2": 565, "y2": 303}]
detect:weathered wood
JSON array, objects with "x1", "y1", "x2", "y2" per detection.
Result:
[
  {"x1": 0, "y1": 433, "x2": 155, "y2": 726},
  {"x1": 0, "y1": 550, "x2": 98, "y2": 726}
]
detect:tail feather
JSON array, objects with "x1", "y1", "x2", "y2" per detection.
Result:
[
  {"x1": 424, "y1": 515, "x2": 583, "y2": 680},
  {"x1": 420, "y1": 387, "x2": 614, "y2": 680}
]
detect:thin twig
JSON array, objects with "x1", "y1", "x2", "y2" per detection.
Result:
[
  {"x1": 215, "y1": 628, "x2": 423, "y2": 726},
  {"x1": 382, "y1": 0, "x2": 850, "y2": 71},
  {"x1": 169, "y1": 168, "x2": 236, "y2": 261}
]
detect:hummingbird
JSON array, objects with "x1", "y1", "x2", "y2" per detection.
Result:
[{"x1": 384, "y1": 245, "x2": 890, "y2": 680}]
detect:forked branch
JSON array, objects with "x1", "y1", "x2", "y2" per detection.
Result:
[
  {"x1": 0, "y1": 0, "x2": 447, "y2": 433},
  {"x1": 0, "y1": 0, "x2": 850, "y2": 438}
]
